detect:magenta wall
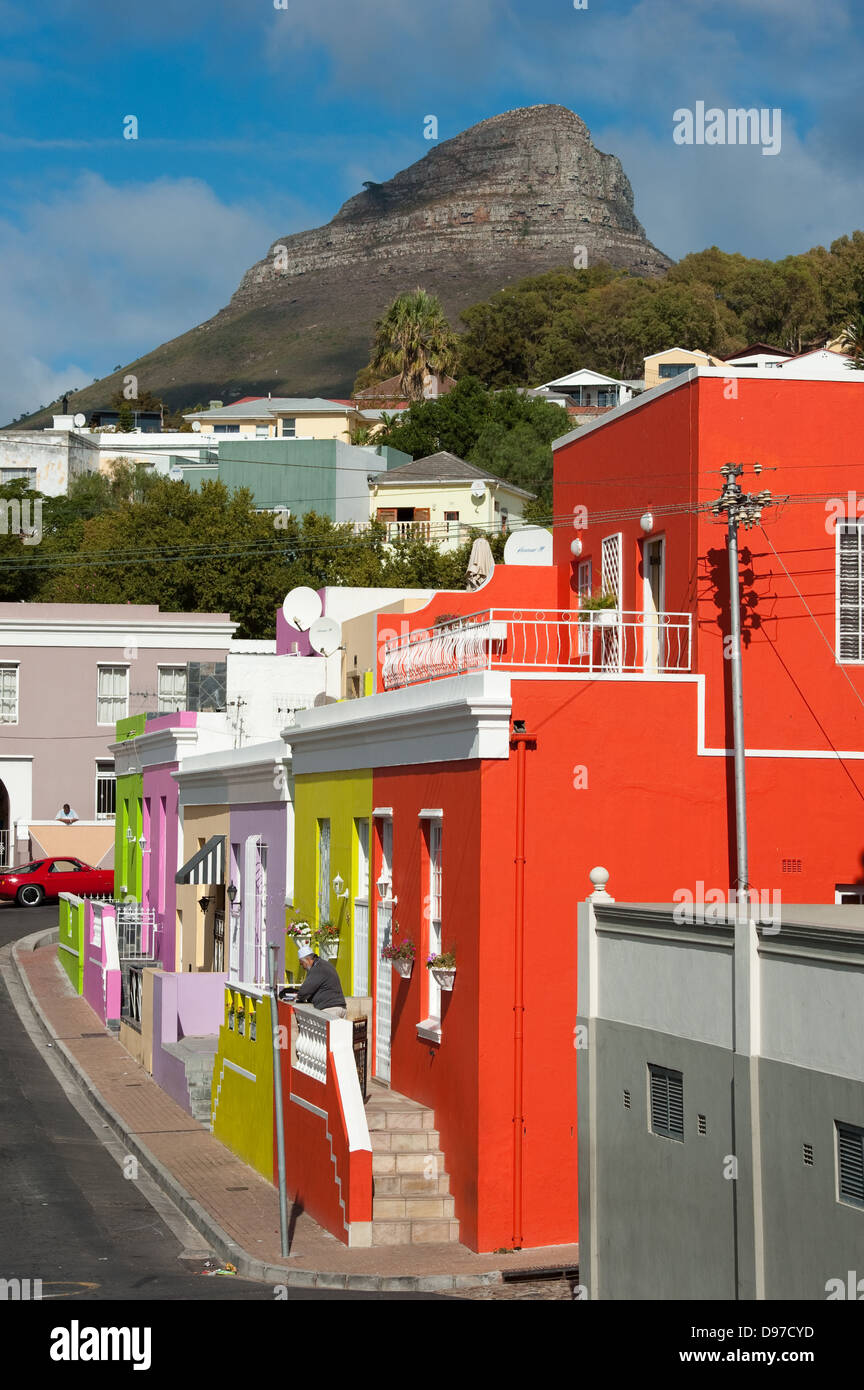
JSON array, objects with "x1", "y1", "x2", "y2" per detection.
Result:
[
  {"x1": 142, "y1": 760, "x2": 182, "y2": 969},
  {"x1": 82, "y1": 900, "x2": 121, "y2": 1024}
]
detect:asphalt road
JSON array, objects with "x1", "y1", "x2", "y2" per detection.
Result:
[{"x1": 0, "y1": 905, "x2": 442, "y2": 1302}]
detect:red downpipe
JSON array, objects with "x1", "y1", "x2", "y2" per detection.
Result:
[{"x1": 511, "y1": 724, "x2": 534, "y2": 1248}]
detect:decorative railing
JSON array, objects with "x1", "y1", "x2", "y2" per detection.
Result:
[
  {"x1": 124, "y1": 963, "x2": 145, "y2": 1025},
  {"x1": 294, "y1": 1004, "x2": 328, "y2": 1083},
  {"x1": 381, "y1": 608, "x2": 693, "y2": 689},
  {"x1": 115, "y1": 903, "x2": 158, "y2": 959},
  {"x1": 225, "y1": 985, "x2": 262, "y2": 1039}
]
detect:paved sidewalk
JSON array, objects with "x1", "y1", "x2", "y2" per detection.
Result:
[{"x1": 11, "y1": 932, "x2": 579, "y2": 1294}]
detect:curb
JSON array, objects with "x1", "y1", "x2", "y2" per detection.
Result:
[{"x1": 8, "y1": 929, "x2": 502, "y2": 1294}]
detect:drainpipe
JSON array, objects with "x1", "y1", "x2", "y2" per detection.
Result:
[{"x1": 510, "y1": 720, "x2": 536, "y2": 1248}]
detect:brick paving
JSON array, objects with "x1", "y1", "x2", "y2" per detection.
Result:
[{"x1": 15, "y1": 940, "x2": 580, "y2": 1290}]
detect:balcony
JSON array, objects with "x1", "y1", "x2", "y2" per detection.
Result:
[{"x1": 381, "y1": 608, "x2": 692, "y2": 690}]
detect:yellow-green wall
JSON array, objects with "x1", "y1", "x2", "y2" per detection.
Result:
[
  {"x1": 290, "y1": 769, "x2": 372, "y2": 995},
  {"x1": 211, "y1": 988, "x2": 274, "y2": 1181},
  {"x1": 58, "y1": 896, "x2": 85, "y2": 994}
]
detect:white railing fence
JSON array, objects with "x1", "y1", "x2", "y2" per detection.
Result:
[
  {"x1": 381, "y1": 608, "x2": 692, "y2": 689},
  {"x1": 294, "y1": 1004, "x2": 329, "y2": 1083}
]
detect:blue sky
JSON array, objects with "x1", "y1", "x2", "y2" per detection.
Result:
[{"x1": 1, "y1": 0, "x2": 863, "y2": 422}]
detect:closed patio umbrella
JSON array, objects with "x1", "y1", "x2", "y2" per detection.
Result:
[{"x1": 466, "y1": 537, "x2": 494, "y2": 590}]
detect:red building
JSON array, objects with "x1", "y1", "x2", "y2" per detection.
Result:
[{"x1": 288, "y1": 366, "x2": 864, "y2": 1252}]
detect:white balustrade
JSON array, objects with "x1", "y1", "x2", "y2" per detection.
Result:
[
  {"x1": 381, "y1": 608, "x2": 692, "y2": 689},
  {"x1": 294, "y1": 1005, "x2": 329, "y2": 1083}
]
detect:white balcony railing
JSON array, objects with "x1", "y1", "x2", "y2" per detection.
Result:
[
  {"x1": 381, "y1": 608, "x2": 692, "y2": 690},
  {"x1": 294, "y1": 1004, "x2": 329, "y2": 1083}
]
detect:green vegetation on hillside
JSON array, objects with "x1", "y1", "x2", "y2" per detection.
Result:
[{"x1": 457, "y1": 233, "x2": 864, "y2": 385}]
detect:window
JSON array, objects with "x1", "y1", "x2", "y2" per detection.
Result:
[
  {"x1": 158, "y1": 665, "x2": 187, "y2": 714},
  {"x1": 214, "y1": 425, "x2": 240, "y2": 434},
  {"x1": 597, "y1": 389, "x2": 617, "y2": 407},
  {"x1": 837, "y1": 1122, "x2": 864, "y2": 1207},
  {"x1": 97, "y1": 665, "x2": 129, "y2": 724},
  {"x1": 255, "y1": 425, "x2": 269, "y2": 438},
  {"x1": 318, "y1": 818, "x2": 331, "y2": 923},
  {"x1": 836, "y1": 884, "x2": 864, "y2": 904},
  {"x1": 837, "y1": 520, "x2": 864, "y2": 661},
  {"x1": 427, "y1": 819, "x2": 443, "y2": 1022},
  {"x1": 444, "y1": 511, "x2": 459, "y2": 522},
  {"x1": 0, "y1": 664, "x2": 18, "y2": 723},
  {"x1": 95, "y1": 762, "x2": 116, "y2": 821},
  {"x1": 659, "y1": 362, "x2": 693, "y2": 379},
  {"x1": 648, "y1": 1063, "x2": 684, "y2": 1141},
  {"x1": 0, "y1": 467, "x2": 37, "y2": 486},
  {"x1": 280, "y1": 418, "x2": 296, "y2": 438}
]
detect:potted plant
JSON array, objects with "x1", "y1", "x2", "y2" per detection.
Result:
[
  {"x1": 578, "y1": 591, "x2": 619, "y2": 627},
  {"x1": 314, "y1": 920, "x2": 340, "y2": 960},
  {"x1": 382, "y1": 938, "x2": 416, "y2": 979},
  {"x1": 285, "y1": 911, "x2": 313, "y2": 951},
  {"x1": 426, "y1": 949, "x2": 457, "y2": 990}
]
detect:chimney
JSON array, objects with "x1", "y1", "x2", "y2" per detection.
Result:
[{"x1": 209, "y1": 400, "x2": 223, "y2": 410}]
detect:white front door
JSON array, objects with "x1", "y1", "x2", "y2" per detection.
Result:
[
  {"x1": 375, "y1": 819, "x2": 393, "y2": 1082},
  {"x1": 375, "y1": 902, "x2": 392, "y2": 1082}
]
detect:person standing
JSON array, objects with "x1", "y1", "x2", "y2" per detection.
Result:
[{"x1": 294, "y1": 944, "x2": 347, "y2": 1018}]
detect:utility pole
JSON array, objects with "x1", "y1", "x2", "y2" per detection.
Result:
[
  {"x1": 712, "y1": 462, "x2": 774, "y2": 1305},
  {"x1": 712, "y1": 463, "x2": 774, "y2": 898}
]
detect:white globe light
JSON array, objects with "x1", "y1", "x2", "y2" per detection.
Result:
[{"x1": 570, "y1": 537, "x2": 583, "y2": 557}]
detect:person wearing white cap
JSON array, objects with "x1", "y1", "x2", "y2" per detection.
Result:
[{"x1": 295, "y1": 943, "x2": 347, "y2": 1018}]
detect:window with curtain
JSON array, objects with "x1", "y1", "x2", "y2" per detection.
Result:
[
  {"x1": 158, "y1": 665, "x2": 188, "y2": 714},
  {"x1": 0, "y1": 664, "x2": 18, "y2": 723},
  {"x1": 97, "y1": 665, "x2": 129, "y2": 724}
]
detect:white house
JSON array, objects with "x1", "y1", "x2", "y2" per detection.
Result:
[{"x1": 540, "y1": 369, "x2": 633, "y2": 408}]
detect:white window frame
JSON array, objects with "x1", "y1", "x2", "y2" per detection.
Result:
[
  {"x1": 95, "y1": 760, "x2": 116, "y2": 821},
  {"x1": 0, "y1": 662, "x2": 19, "y2": 724},
  {"x1": 280, "y1": 417, "x2": 296, "y2": 438},
  {"x1": 835, "y1": 884, "x2": 864, "y2": 904},
  {"x1": 427, "y1": 818, "x2": 443, "y2": 1027},
  {"x1": 157, "y1": 664, "x2": 188, "y2": 715},
  {"x1": 836, "y1": 519, "x2": 864, "y2": 663},
  {"x1": 97, "y1": 664, "x2": 130, "y2": 725}
]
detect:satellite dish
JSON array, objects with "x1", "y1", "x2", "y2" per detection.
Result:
[
  {"x1": 470, "y1": 481, "x2": 486, "y2": 500},
  {"x1": 282, "y1": 586, "x2": 322, "y2": 632},
  {"x1": 191, "y1": 420, "x2": 202, "y2": 432},
  {"x1": 168, "y1": 467, "x2": 184, "y2": 482},
  {"x1": 73, "y1": 412, "x2": 86, "y2": 427},
  {"x1": 308, "y1": 616, "x2": 343, "y2": 657},
  {"x1": 503, "y1": 526, "x2": 553, "y2": 566}
]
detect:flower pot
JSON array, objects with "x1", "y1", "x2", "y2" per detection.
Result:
[
  {"x1": 431, "y1": 967, "x2": 456, "y2": 991},
  {"x1": 318, "y1": 937, "x2": 339, "y2": 960},
  {"x1": 392, "y1": 958, "x2": 414, "y2": 979},
  {"x1": 596, "y1": 609, "x2": 619, "y2": 628}
]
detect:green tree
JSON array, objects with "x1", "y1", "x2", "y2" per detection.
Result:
[{"x1": 367, "y1": 288, "x2": 459, "y2": 401}]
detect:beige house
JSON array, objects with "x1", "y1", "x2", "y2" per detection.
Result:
[
  {"x1": 369, "y1": 450, "x2": 534, "y2": 553},
  {"x1": 184, "y1": 397, "x2": 360, "y2": 442},
  {"x1": 643, "y1": 347, "x2": 721, "y2": 391}
]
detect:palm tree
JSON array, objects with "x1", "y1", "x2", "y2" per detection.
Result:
[
  {"x1": 370, "y1": 288, "x2": 459, "y2": 402},
  {"x1": 840, "y1": 315, "x2": 864, "y2": 370}
]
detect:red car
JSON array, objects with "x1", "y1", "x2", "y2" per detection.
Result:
[{"x1": 0, "y1": 857, "x2": 114, "y2": 907}]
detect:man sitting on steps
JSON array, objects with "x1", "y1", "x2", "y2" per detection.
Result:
[{"x1": 295, "y1": 943, "x2": 347, "y2": 1019}]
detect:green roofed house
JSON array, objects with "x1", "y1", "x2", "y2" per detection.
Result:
[{"x1": 167, "y1": 437, "x2": 411, "y2": 526}]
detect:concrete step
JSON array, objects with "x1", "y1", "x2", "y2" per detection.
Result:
[
  {"x1": 365, "y1": 1107, "x2": 434, "y2": 1132},
  {"x1": 372, "y1": 1150, "x2": 445, "y2": 1177},
  {"x1": 370, "y1": 1128, "x2": 440, "y2": 1153},
  {"x1": 371, "y1": 1219, "x2": 460, "y2": 1246},
  {"x1": 373, "y1": 1194, "x2": 456, "y2": 1221},
  {"x1": 373, "y1": 1172, "x2": 451, "y2": 1197}
]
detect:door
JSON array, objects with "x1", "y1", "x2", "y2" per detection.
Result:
[
  {"x1": 643, "y1": 536, "x2": 665, "y2": 670},
  {"x1": 213, "y1": 911, "x2": 225, "y2": 973},
  {"x1": 375, "y1": 819, "x2": 393, "y2": 1082},
  {"x1": 353, "y1": 819, "x2": 370, "y2": 995}
]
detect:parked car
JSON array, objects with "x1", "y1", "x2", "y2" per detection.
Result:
[{"x1": 0, "y1": 857, "x2": 114, "y2": 907}]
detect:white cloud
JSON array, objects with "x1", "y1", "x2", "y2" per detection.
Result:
[{"x1": 0, "y1": 173, "x2": 311, "y2": 423}]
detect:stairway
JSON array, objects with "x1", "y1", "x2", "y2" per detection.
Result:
[
  {"x1": 365, "y1": 1083, "x2": 460, "y2": 1245},
  {"x1": 163, "y1": 1035, "x2": 219, "y2": 1126}
]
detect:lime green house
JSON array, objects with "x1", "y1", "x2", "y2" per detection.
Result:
[
  {"x1": 114, "y1": 715, "x2": 146, "y2": 900},
  {"x1": 288, "y1": 769, "x2": 373, "y2": 997}
]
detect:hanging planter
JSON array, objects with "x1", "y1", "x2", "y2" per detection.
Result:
[
  {"x1": 314, "y1": 921, "x2": 340, "y2": 960},
  {"x1": 382, "y1": 937, "x2": 416, "y2": 980},
  {"x1": 427, "y1": 950, "x2": 456, "y2": 991},
  {"x1": 286, "y1": 914, "x2": 313, "y2": 952}
]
